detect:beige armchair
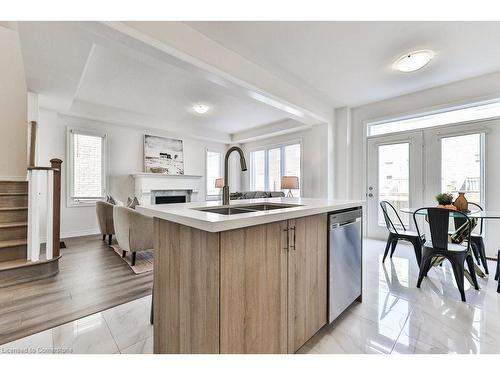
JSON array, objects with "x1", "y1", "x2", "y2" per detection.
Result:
[
  {"x1": 113, "y1": 206, "x2": 153, "y2": 266},
  {"x1": 96, "y1": 201, "x2": 115, "y2": 245}
]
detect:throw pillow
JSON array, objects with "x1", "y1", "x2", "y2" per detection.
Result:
[
  {"x1": 127, "y1": 196, "x2": 140, "y2": 209},
  {"x1": 230, "y1": 192, "x2": 243, "y2": 200},
  {"x1": 107, "y1": 195, "x2": 117, "y2": 205},
  {"x1": 254, "y1": 191, "x2": 268, "y2": 199},
  {"x1": 270, "y1": 191, "x2": 285, "y2": 198},
  {"x1": 243, "y1": 192, "x2": 257, "y2": 199}
]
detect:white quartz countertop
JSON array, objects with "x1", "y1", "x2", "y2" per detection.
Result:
[{"x1": 136, "y1": 197, "x2": 365, "y2": 232}]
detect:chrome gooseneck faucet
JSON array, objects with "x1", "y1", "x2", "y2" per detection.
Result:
[{"x1": 223, "y1": 146, "x2": 247, "y2": 205}]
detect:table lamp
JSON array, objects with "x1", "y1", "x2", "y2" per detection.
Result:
[
  {"x1": 215, "y1": 178, "x2": 224, "y2": 189},
  {"x1": 281, "y1": 176, "x2": 299, "y2": 197}
]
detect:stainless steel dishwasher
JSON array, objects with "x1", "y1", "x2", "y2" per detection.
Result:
[{"x1": 328, "y1": 207, "x2": 362, "y2": 323}]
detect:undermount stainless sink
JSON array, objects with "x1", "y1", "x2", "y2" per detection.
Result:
[
  {"x1": 196, "y1": 207, "x2": 255, "y2": 215},
  {"x1": 238, "y1": 203, "x2": 301, "y2": 211},
  {"x1": 195, "y1": 203, "x2": 302, "y2": 215}
]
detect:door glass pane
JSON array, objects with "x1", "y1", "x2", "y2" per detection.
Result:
[
  {"x1": 284, "y1": 144, "x2": 301, "y2": 196},
  {"x1": 378, "y1": 143, "x2": 410, "y2": 227},
  {"x1": 251, "y1": 150, "x2": 266, "y2": 191},
  {"x1": 268, "y1": 148, "x2": 281, "y2": 191},
  {"x1": 441, "y1": 134, "x2": 482, "y2": 204}
]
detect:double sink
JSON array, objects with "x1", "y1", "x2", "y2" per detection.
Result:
[{"x1": 193, "y1": 203, "x2": 301, "y2": 215}]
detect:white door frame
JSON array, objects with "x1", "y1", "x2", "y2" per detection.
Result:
[{"x1": 366, "y1": 131, "x2": 424, "y2": 239}]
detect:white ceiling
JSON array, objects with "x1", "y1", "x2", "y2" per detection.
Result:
[
  {"x1": 187, "y1": 21, "x2": 500, "y2": 107},
  {"x1": 17, "y1": 22, "x2": 289, "y2": 138}
]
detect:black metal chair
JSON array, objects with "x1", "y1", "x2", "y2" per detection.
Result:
[
  {"x1": 380, "y1": 201, "x2": 425, "y2": 266},
  {"x1": 468, "y1": 202, "x2": 489, "y2": 274},
  {"x1": 414, "y1": 207, "x2": 479, "y2": 302}
]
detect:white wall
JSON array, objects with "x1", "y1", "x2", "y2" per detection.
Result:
[
  {"x1": 38, "y1": 109, "x2": 225, "y2": 238},
  {"x1": 0, "y1": 26, "x2": 27, "y2": 179},
  {"x1": 239, "y1": 125, "x2": 329, "y2": 199},
  {"x1": 334, "y1": 107, "x2": 352, "y2": 200}
]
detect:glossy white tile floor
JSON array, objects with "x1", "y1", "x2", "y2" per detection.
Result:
[
  {"x1": 299, "y1": 239, "x2": 500, "y2": 354},
  {"x1": 0, "y1": 295, "x2": 153, "y2": 354},
  {"x1": 1, "y1": 238, "x2": 499, "y2": 354}
]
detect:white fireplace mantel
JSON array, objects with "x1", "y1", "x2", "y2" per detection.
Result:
[
  {"x1": 132, "y1": 173, "x2": 203, "y2": 179},
  {"x1": 132, "y1": 173, "x2": 203, "y2": 204}
]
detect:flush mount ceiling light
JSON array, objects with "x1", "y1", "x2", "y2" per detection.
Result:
[
  {"x1": 192, "y1": 103, "x2": 211, "y2": 115},
  {"x1": 393, "y1": 50, "x2": 435, "y2": 72}
]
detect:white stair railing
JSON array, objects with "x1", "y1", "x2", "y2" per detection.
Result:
[{"x1": 27, "y1": 160, "x2": 62, "y2": 262}]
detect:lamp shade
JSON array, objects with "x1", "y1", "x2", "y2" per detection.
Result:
[
  {"x1": 281, "y1": 176, "x2": 299, "y2": 190},
  {"x1": 215, "y1": 178, "x2": 224, "y2": 188}
]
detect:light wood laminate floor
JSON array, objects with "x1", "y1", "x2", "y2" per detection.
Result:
[{"x1": 0, "y1": 235, "x2": 153, "y2": 345}]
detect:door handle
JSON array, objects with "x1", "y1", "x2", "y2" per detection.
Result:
[
  {"x1": 290, "y1": 225, "x2": 296, "y2": 251},
  {"x1": 283, "y1": 227, "x2": 289, "y2": 252}
]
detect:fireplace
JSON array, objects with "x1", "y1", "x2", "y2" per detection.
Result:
[
  {"x1": 132, "y1": 173, "x2": 202, "y2": 204},
  {"x1": 155, "y1": 195, "x2": 187, "y2": 204},
  {"x1": 150, "y1": 189, "x2": 191, "y2": 205}
]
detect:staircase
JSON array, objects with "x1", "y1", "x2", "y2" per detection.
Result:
[
  {"x1": 0, "y1": 175, "x2": 61, "y2": 286},
  {"x1": 0, "y1": 181, "x2": 28, "y2": 263},
  {"x1": 0, "y1": 122, "x2": 62, "y2": 287}
]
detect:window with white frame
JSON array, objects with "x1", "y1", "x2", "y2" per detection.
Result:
[
  {"x1": 250, "y1": 143, "x2": 301, "y2": 196},
  {"x1": 367, "y1": 99, "x2": 500, "y2": 137},
  {"x1": 68, "y1": 128, "x2": 106, "y2": 205},
  {"x1": 206, "y1": 149, "x2": 223, "y2": 198}
]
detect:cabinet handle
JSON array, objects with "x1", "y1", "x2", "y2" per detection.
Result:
[
  {"x1": 283, "y1": 227, "x2": 289, "y2": 252},
  {"x1": 290, "y1": 226, "x2": 296, "y2": 251}
]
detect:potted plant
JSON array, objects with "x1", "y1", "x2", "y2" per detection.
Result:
[{"x1": 435, "y1": 193, "x2": 456, "y2": 210}]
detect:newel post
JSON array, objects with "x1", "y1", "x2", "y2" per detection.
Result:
[
  {"x1": 50, "y1": 158, "x2": 63, "y2": 257},
  {"x1": 29, "y1": 121, "x2": 37, "y2": 167}
]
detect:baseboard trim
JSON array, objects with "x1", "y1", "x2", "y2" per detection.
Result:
[
  {"x1": 40, "y1": 228, "x2": 100, "y2": 242},
  {"x1": 61, "y1": 228, "x2": 100, "y2": 239}
]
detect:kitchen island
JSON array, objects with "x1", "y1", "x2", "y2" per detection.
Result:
[{"x1": 137, "y1": 197, "x2": 364, "y2": 354}]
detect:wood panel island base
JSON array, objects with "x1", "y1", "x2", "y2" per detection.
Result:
[{"x1": 138, "y1": 198, "x2": 364, "y2": 354}]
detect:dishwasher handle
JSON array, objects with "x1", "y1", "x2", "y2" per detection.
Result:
[{"x1": 330, "y1": 217, "x2": 362, "y2": 229}]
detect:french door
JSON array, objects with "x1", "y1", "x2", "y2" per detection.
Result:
[
  {"x1": 366, "y1": 121, "x2": 488, "y2": 242},
  {"x1": 366, "y1": 132, "x2": 423, "y2": 239}
]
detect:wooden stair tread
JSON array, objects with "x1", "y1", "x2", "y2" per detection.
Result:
[
  {"x1": 0, "y1": 239, "x2": 27, "y2": 248},
  {"x1": 0, "y1": 222, "x2": 28, "y2": 229},
  {"x1": 0, "y1": 193, "x2": 28, "y2": 196},
  {"x1": 0, "y1": 258, "x2": 30, "y2": 270},
  {"x1": 0, "y1": 207, "x2": 28, "y2": 211},
  {"x1": 0, "y1": 256, "x2": 48, "y2": 271}
]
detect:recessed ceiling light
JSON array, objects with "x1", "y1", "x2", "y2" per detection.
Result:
[
  {"x1": 393, "y1": 50, "x2": 435, "y2": 72},
  {"x1": 192, "y1": 103, "x2": 211, "y2": 114}
]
